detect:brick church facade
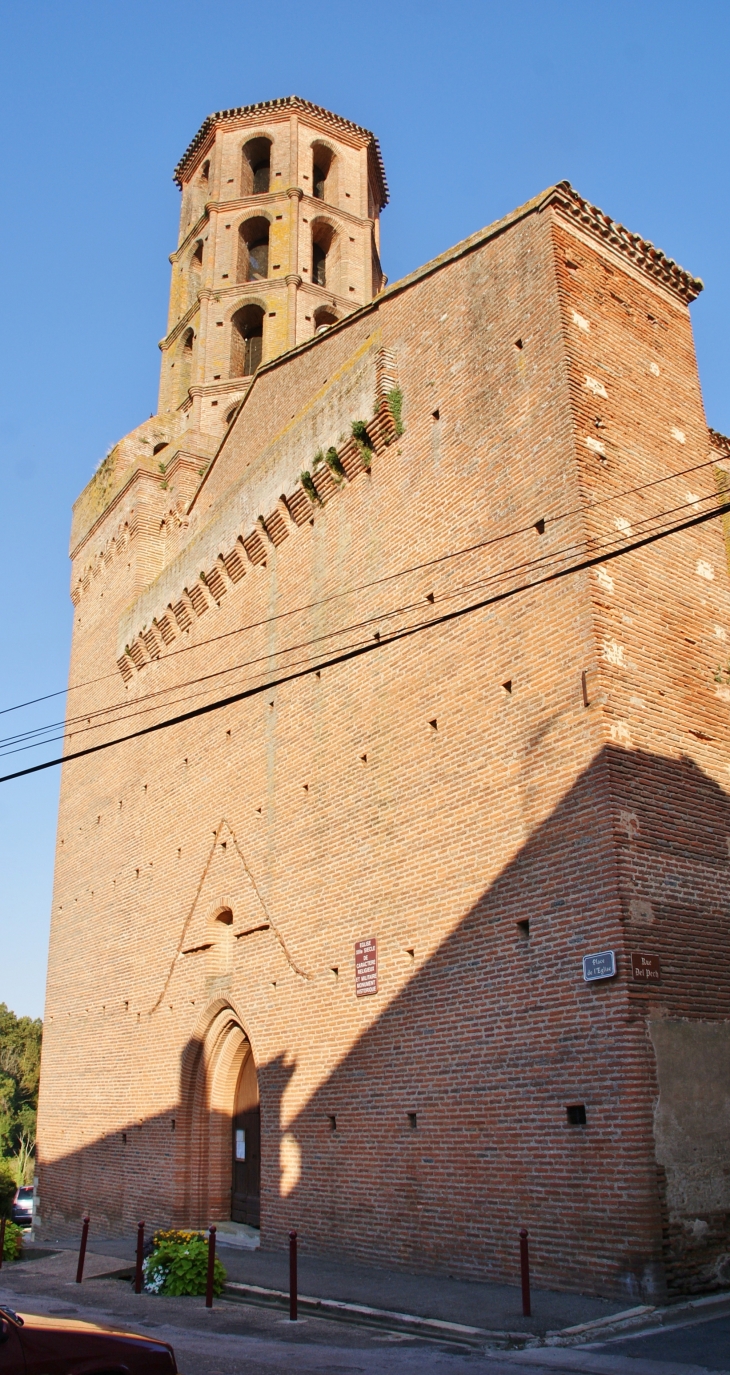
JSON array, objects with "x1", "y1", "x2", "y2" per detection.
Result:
[{"x1": 36, "y1": 97, "x2": 730, "y2": 1301}]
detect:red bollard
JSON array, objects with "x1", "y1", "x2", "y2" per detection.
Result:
[
  {"x1": 205, "y1": 1226, "x2": 216, "y2": 1309},
  {"x1": 519, "y1": 1228, "x2": 531, "y2": 1317},
  {"x1": 76, "y1": 1216, "x2": 90, "y2": 1284},
  {"x1": 289, "y1": 1230, "x2": 298, "y2": 1321},
  {"x1": 135, "y1": 1220, "x2": 145, "y2": 1294},
  {"x1": 0, "y1": 1215, "x2": 6, "y2": 1270}
]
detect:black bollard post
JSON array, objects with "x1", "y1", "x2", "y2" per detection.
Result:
[
  {"x1": 289, "y1": 1230, "x2": 298, "y2": 1321},
  {"x1": 205, "y1": 1226, "x2": 217, "y2": 1309},
  {"x1": 519, "y1": 1228, "x2": 531, "y2": 1317},
  {"x1": 76, "y1": 1216, "x2": 90, "y2": 1284},
  {"x1": 135, "y1": 1220, "x2": 145, "y2": 1294}
]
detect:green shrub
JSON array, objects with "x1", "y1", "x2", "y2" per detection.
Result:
[
  {"x1": 1, "y1": 1220, "x2": 23, "y2": 1262},
  {"x1": 143, "y1": 1230, "x2": 226, "y2": 1297},
  {"x1": 0, "y1": 1161, "x2": 15, "y2": 1219}
]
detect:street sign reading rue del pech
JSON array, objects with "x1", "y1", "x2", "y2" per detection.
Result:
[
  {"x1": 582, "y1": 950, "x2": 617, "y2": 982},
  {"x1": 630, "y1": 951, "x2": 662, "y2": 983},
  {"x1": 355, "y1": 938, "x2": 378, "y2": 996}
]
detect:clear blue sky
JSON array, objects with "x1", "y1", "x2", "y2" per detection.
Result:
[{"x1": 1, "y1": 0, "x2": 728, "y2": 1018}]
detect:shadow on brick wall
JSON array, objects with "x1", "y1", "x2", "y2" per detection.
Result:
[{"x1": 37, "y1": 747, "x2": 730, "y2": 1301}]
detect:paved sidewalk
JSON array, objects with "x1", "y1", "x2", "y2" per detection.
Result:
[{"x1": 57, "y1": 1233, "x2": 625, "y2": 1337}]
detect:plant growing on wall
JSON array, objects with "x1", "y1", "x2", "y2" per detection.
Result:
[
  {"x1": 351, "y1": 420, "x2": 373, "y2": 470},
  {"x1": 386, "y1": 387, "x2": 404, "y2": 435},
  {"x1": 300, "y1": 470, "x2": 322, "y2": 505},
  {"x1": 324, "y1": 446, "x2": 346, "y2": 481}
]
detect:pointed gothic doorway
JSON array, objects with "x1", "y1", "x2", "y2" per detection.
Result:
[
  {"x1": 183, "y1": 1002, "x2": 261, "y2": 1230},
  {"x1": 232, "y1": 1045, "x2": 260, "y2": 1225}
]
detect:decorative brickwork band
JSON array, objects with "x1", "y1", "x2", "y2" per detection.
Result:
[{"x1": 116, "y1": 357, "x2": 402, "y2": 682}]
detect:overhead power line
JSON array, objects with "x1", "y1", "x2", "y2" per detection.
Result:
[
  {"x1": 0, "y1": 485, "x2": 721, "y2": 760},
  {"x1": 0, "y1": 452, "x2": 722, "y2": 721},
  {"x1": 1, "y1": 499, "x2": 727, "y2": 786}
]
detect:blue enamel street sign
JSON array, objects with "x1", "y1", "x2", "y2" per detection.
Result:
[{"x1": 583, "y1": 950, "x2": 616, "y2": 982}]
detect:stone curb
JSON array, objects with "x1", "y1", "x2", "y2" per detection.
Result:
[
  {"x1": 223, "y1": 1280, "x2": 533, "y2": 1347},
  {"x1": 543, "y1": 1289, "x2": 730, "y2": 1348}
]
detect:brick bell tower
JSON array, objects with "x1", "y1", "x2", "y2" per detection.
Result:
[{"x1": 157, "y1": 96, "x2": 389, "y2": 437}]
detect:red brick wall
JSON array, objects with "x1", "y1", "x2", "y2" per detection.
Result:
[{"x1": 36, "y1": 195, "x2": 730, "y2": 1301}]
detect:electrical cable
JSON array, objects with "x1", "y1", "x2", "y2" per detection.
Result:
[
  {"x1": 0, "y1": 485, "x2": 719, "y2": 758},
  {"x1": 1, "y1": 498, "x2": 727, "y2": 785},
  {"x1": 0, "y1": 451, "x2": 723, "y2": 720}
]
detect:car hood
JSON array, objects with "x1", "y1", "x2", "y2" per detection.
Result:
[
  {"x1": 16, "y1": 1311, "x2": 177, "y2": 1367},
  {"x1": 19, "y1": 1312, "x2": 163, "y2": 1338}
]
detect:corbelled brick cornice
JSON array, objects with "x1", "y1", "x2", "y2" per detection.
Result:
[
  {"x1": 173, "y1": 95, "x2": 389, "y2": 209},
  {"x1": 546, "y1": 181, "x2": 703, "y2": 304}
]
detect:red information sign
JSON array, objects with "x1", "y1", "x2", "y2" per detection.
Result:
[
  {"x1": 355, "y1": 938, "x2": 378, "y2": 996},
  {"x1": 630, "y1": 952, "x2": 662, "y2": 984}
]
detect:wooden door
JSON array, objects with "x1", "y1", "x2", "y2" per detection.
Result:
[{"x1": 231, "y1": 1046, "x2": 260, "y2": 1226}]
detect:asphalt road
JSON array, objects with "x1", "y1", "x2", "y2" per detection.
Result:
[
  {"x1": 2, "y1": 1250, "x2": 729, "y2": 1375},
  {"x1": 591, "y1": 1311, "x2": 730, "y2": 1371}
]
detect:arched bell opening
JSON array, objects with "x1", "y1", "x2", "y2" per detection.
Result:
[
  {"x1": 310, "y1": 219, "x2": 338, "y2": 292},
  {"x1": 236, "y1": 216, "x2": 270, "y2": 284},
  {"x1": 241, "y1": 137, "x2": 272, "y2": 197},
  {"x1": 313, "y1": 305, "x2": 338, "y2": 336},
  {"x1": 311, "y1": 141, "x2": 336, "y2": 204},
  {"x1": 230, "y1": 304, "x2": 265, "y2": 378}
]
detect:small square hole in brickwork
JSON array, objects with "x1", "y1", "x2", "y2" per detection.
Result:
[
  {"x1": 432, "y1": 409, "x2": 440, "y2": 421},
  {"x1": 327, "y1": 1114, "x2": 337, "y2": 1131},
  {"x1": 408, "y1": 1113, "x2": 418, "y2": 1130},
  {"x1": 566, "y1": 1104, "x2": 587, "y2": 1126},
  {"x1": 171, "y1": 1119, "x2": 176, "y2": 1132},
  {"x1": 425, "y1": 592, "x2": 435, "y2": 603},
  {"x1": 429, "y1": 718, "x2": 438, "y2": 730},
  {"x1": 517, "y1": 919, "x2": 530, "y2": 940},
  {"x1": 502, "y1": 680, "x2": 512, "y2": 694},
  {"x1": 534, "y1": 518, "x2": 545, "y2": 535}
]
